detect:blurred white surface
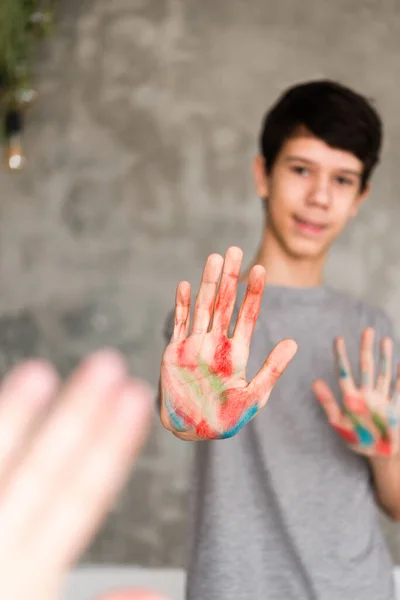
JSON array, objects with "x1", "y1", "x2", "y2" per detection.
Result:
[
  {"x1": 61, "y1": 566, "x2": 186, "y2": 600},
  {"x1": 62, "y1": 565, "x2": 400, "y2": 600}
]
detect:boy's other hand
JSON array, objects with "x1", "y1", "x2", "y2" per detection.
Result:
[{"x1": 313, "y1": 328, "x2": 400, "y2": 457}]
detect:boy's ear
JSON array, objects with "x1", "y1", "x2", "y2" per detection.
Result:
[
  {"x1": 350, "y1": 180, "x2": 371, "y2": 217},
  {"x1": 253, "y1": 155, "x2": 269, "y2": 199}
]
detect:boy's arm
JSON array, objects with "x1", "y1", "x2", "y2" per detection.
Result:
[{"x1": 369, "y1": 454, "x2": 400, "y2": 521}]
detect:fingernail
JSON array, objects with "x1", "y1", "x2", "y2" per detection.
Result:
[{"x1": 83, "y1": 348, "x2": 127, "y2": 380}]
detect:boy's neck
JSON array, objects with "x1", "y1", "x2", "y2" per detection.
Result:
[{"x1": 241, "y1": 228, "x2": 326, "y2": 287}]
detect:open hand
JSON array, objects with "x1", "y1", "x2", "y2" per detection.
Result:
[
  {"x1": 160, "y1": 246, "x2": 298, "y2": 440},
  {"x1": 0, "y1": 350, "x2": 168, "y2": 600},
  {"x1": 313, "y1": 328, "x2": 400, "y2": 457}
]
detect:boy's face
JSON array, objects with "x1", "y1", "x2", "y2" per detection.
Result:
[{"x1": 254, "y1": 128, "x2": 370, "y2": 260}]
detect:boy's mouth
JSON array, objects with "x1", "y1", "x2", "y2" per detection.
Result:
[{"x1": 293, "y1": 215, "x2": 328, "y2": 235}]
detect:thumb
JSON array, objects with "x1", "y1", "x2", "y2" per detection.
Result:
[
  {"x1": 94, "y1": 590, "x2": 171, "y2": 600},
  {"x1": 249, "y1": 338, "x2": 298, "y2": 409},
  {"x1": 312, "y1": 379, "x2": 342, "y2": 424}
]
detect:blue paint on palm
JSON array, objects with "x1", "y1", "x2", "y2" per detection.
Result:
[
  {"x1": 169, "y1": 411, "x2": 187, "y2": 432},
  {"x1": 165, "y1": 395, "x2": 187, "y2": 432},
  {"x1": 355, "y1": 424, "x2": 374, "y2": 446},
  {"x1": 219, "y1": 405, "x2": 259, "y2": 439}
]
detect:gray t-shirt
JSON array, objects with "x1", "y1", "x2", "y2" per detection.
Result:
[{"x1": 163, "y1": 283, "x2": 398, "y2": 600}]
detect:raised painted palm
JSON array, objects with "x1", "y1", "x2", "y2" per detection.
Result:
[
  {"x1": 313, "y1": 328, "x2": 400, "y2": 457},
  {"x1": 160, "y1": 246, "x2": 298, "y2": 441}
]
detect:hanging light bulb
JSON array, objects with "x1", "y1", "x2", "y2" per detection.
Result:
[{"x1": 5, "y1": 110, "x2": 25, "y2": 171}]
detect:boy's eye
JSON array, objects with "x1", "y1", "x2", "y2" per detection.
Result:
[
  {"x1": 336, "y1": 176, "x2": 353, "y2": 186},
  {"x1": 291, "y1": 166, "x2": 309, "y2": 176}
]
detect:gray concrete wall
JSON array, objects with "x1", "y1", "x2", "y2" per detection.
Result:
[{"x1": 1, "y1": 0, "x2": 400, "y2": 567}]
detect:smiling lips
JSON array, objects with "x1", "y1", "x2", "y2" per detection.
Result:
[{"x1": 293, "y1": 215, "x2": 328, "y2": 235}]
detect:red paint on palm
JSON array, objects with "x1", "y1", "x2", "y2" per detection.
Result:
[
  {"x1": 176, "y1": 340, "x2": 197, "y2": 373},
  {"x1": 195, "y1": 419, "x2": 218, "y2": 439},
  {"x1": 177, "y1": 340, "x2": 186, "y2": 364},
  {"x1": 344, "y1": 395, "x2": 369, "y2": 415},
  {"x1": 211, "y1": 337, "x2": 233, "y2": 378},
  {"x1": 246, "y1": 276, "x2": 264, "y2": 326},
  {"x1": 175, "y1": 404, "x2": 196, "y2": 429},
  {"x1": 333, "y1": 424, "x2": 358, "y2": 445},
  {"x1": 376, "y1": 438, "x2": 392, "y2": 456},
  {"x1": 214, "y1": 281, "x2": 234, "y2": 331},
  {"x1": 218, "y1": 387, "x2": 248, "y2": 428}
]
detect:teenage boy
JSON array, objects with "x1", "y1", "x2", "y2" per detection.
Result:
[{"x1": 160, "y1": 80, "x2": 400, "y2": 600}]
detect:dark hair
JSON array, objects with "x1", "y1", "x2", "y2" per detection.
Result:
[{"x1": 259, "y1": 80, "x2": 382, "y2": 192}]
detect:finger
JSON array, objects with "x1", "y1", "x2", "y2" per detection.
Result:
[
  {"x1": 386, "y1": 364, "x2": 400, "y2": 432},
  {"x1": 172, "y1": 281, "x2": 191, "y2": 342},
  {"x1": 334, "y1": 336, "x2": 356, "y2": 394},
  {"x1": 0, "y1": 360, "x2": 59, "y2": 480},
  {"x1": 232, "y1": 264, "x2": 266, "y2": 348},
  {"x1": 376, "y1": 336, "x2": 393, "y2": 398},
  {"x1": 0, "y1": 349, "x2": 129, "y2": 556},
  {"x1": 392, "y1": 364, "x2": 400, "y2": 408},
  {"x1": 312, "y1": 379, "x2": 343, "y2": 424},
  {"x1": 211, "y1": 246, "x2": 243, "y2": 334},
  {"x1": 359, "y1": 328, "x2": 375, "y2": 390},
  {"x1": 248, "y1": 338, "x2": 298, "y2": 408},
  {"x1": 191, "y1": 254, "x2": 224, "y2": 335},
  {"x1": 27, "y1": 379, "x2": 154, "y2": 571},
  {"x1": 312, "y1": 381, "x2": 363, "y2": 445}
]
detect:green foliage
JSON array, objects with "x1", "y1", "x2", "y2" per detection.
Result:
[
  {"x1": 0, "y1": 0, "x2": 40, "y2": 83},
  {"x1": 0, "y1": 0, "x2": 55, "y2": 142}
]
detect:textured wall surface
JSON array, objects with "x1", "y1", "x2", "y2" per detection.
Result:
[{"x1": 1, "y1": 0, "x2": 400, "y2": 567}]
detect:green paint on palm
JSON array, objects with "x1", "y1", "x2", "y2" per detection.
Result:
[
  {"x1": 344, "y1": 407, "x2": 361, "y2": 428},
  {"x1": 198, "y1": 362, "x2": 227, "y2": 398},
  {"x1": 177, "y1": 368, "x2": 203, "y2": 397},
  {"x1": 344, "y1": 406, "x2": 389, "y2": 445},
  {"x1": 371, "y1": 411, "x2": 389, "y2": 440}
]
